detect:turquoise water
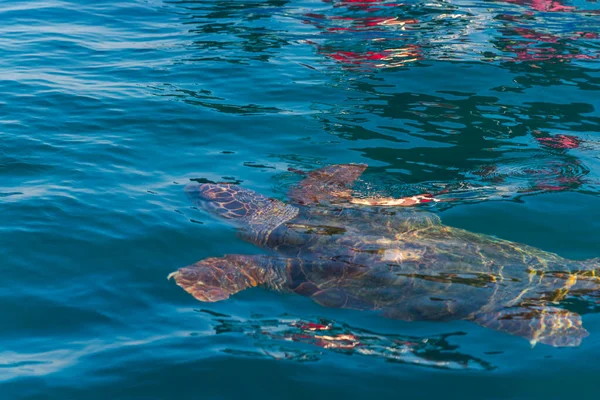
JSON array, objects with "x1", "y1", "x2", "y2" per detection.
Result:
[{"x1": 2, "y1": 0, "x2": 600, "y2": 398}]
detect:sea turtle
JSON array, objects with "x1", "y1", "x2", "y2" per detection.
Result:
[{"x1": 169, "y1": 164, "x2": 600, "y2": 347}]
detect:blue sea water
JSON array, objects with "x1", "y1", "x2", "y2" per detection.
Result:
[{"x1": 2, "y1": 0, "x2": 600, "y2": 398}]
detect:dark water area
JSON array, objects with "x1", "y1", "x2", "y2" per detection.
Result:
[{"x1": 2, "y1": 0, "x2": 600, "y2": 398}]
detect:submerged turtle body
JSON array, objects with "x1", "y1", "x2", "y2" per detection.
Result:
[{"x1": 171, "y1": 164, "x2": 600, "y2": 347}]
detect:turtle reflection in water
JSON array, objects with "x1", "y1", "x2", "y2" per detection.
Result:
[{"x1": 170, "y1": 164, "x2": 600, "y2": 347}]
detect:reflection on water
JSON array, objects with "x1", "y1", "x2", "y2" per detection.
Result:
[
  {"x1": 207, "y1": 311, "x2": 494, "y2": 370},
  {"x1": 167, "y1": 0, "x2": 600, "y2": 209},
  {"x1": 294, "y1": 0, "x2": 600, "y2": 204},
  {"x1": 301, "y1": 0, "x2": 599, "y2": 67}
]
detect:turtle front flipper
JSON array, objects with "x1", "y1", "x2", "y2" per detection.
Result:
[
  {"x1": 473, "y1": 306, "x2": 589, "y2": 347},
  {"x1": 170, "y1": 256, "x2": 373, "y2": 308},
  {"x1": 289, "y1": 164, "x2": 367, "y2": 205},
  {"x1": 350, "y1": 193, "x2": 443, "y2": 207},
  {"x1": 289, "y1": 164, "x2": 445, "y2": 207},
  {"x1": 169, "y1": 255, "x2": 283, "y2": 302}
]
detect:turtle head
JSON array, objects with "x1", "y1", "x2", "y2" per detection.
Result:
[
  {"x1": 185, "y1": 183, "x2": 298, "y2": 227},
  {"x1": 185, "y1": 183, "x2": 265, "y2": 220}
]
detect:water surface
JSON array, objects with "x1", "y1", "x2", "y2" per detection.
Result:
[{"x1": 2, "y1": 0, "x2": 600, "y2": 398}]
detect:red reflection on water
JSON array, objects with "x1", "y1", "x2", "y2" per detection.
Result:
[
  {"x1": 301, "y1": 0, "x2": 422, "y2": 68},
  {"x1": 504, "y1": 45, "x2": 596, "y2": 62},
  {"x1": 536, "y1": 134, "x2": 582, "y2": 149},
  {"x1": 500, "y1": 0, "x2": 575, "y2": 12},
  {"x1": 323, "y1": 45, "x2": 421, "y2": 67},
  {"x1": 211, "y1": 315, "x2": 493, "y2": 369}
]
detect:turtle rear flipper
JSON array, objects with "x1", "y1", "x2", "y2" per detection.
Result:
[
  {"x1": 169, "y1": 255, "x2": 278, "y2": 302},
  {"x1": 473, "y1": 306, "x2": 589, "y2": 347}
]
